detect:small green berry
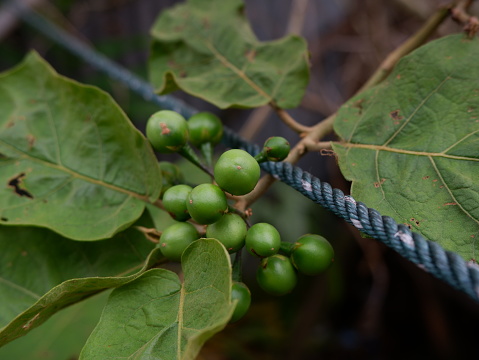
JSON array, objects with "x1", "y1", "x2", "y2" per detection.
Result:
[
  {"x1": 162, "y1": 184, "x2": 192, "y2": 221},
  {"x1": 245, "y1": 223, "x2": 281, "y2": 258},
  {"x1": 206, "y1": 213, "x2": 247, "y2": 253},
  {"x1": 187, "y1": 112, "x2": 223, "y2": 146},
  {"x1": 291, "y1": 234, "x2": 334, "y2": 275},
  {"x1": 186, "y1": 183, "x2": 228, "y2": 225},
  {"x1": 158, "y1": 222, "x2": 199, "y2": 262},
  {"x1": 230, "y1": 282, "x2": 251, "y2": 323},
  {"x1": 256, "y1": 255, "x2": 297, "y2": 296},
  {"x1": 146, "y1": 110, "x2": 189, "y2": 153},
  {"x1": 263, "y1": 136, "x2": 290, "y2": 161},
  {"x1": 214, "y1": 149, "x2": 260, "y2": 196}
]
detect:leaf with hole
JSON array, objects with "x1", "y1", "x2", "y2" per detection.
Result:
[
  {"x1": 149, "y1": 0, "x2": 309, "y2": 109},
  {"x1": 333, "y1": 34, "x2": 479, "y2": 261},
  {"x1": 79, "y1": 238, "x2": 235, "y2": 360},
  {"x1": 0, "y1": 52, "x2": 161, "y2": 240}
]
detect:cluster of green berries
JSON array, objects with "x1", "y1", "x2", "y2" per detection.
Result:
[{"x1": 146, "y1": 110, "x2": 333, "y2": 322}]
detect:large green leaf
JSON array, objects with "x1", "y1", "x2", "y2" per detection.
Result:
[
  {"x1": 0, "y1": 52, "x2": 161, "y2": 240},
  {"x1": 0, "y1": 223, "x2": 163, "y2": 346},
  {"x1": 0, "y1": 291, "x2": 110, "y2": 360},
  {"x1": 80, "y1": 238, "x2": 235, "y2": 360},
  {"x1": 333, "y1": 34, "x2": 479, "y2": 261},
  {"x1": 149, "y1": 0, "x2": 309, "y2": 109}
]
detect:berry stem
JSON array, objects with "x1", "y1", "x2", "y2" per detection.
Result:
[
  {"x1": 232, "y1": 250, "x2": 243, "y2": 282},
  {"x1": 253, "y1": 151, "x2": 267, "y2": 163},
  {"x1": 279, "y1": 241, "x2": 297, "y2": 256},
  {"x1": 269, "y1": 102, "x2": 312, "y2": 134},
  {"x1": 200, "y1": 142, "x2": 214, "y2": 167},
  {"x1": 178, "y1": 144, "x2": 214, "y2": 178}
]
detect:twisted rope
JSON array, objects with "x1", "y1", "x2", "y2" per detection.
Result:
[{"x1": 12, "y1": 2, "x2": 479, "y2": 302}]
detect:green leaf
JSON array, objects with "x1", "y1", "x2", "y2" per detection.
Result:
[
  {"x1": 333, "y1": 34, "x2": 479, "y2": 261},
  {"x1": 0, "y1": 223, "x2": 163, "y2": 347},
  {"x1": 80, "y1": 238, "x2": 235, "y2": 360},
  {"x1": 0, "y1": 52, "x2": 161, "y2": 240},
  {"x1": 149, "y1": 0, "x2": 309, "y2": 109},
  {"x1": 0, "y1": 291, "x2": 110, "y2": 360}
]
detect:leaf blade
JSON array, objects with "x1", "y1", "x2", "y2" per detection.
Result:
[
  {"x1": 0, "y1": 223, "x2": 162, "y2": 347},
  {"x1": 148, "y1": 0, "x2": 309, "y2": 109},
  {"x1": 0, "y1": 52, "x2": 161, "y2": 240},
  {"x1": 333, "y1": 34, "x2": 479, "y2": 261},
  {"x1": 80, "y1": 238, "x2": 235, "y2": 360}
]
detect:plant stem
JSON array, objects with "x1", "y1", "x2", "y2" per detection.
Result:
[
  {"x1": 134, "y1": 226, "x2": 161, "y2": 243},
  {"x1": 356, "y1": 4, "x2": 452, "y2": 94},
  {"x1": 178, "y1": 144, "x2": 214, "y2": 178},
  {"x1": 270, "y1": 102, "x2": 312, "y2": 133},
  {"x1": 200, "y1": 142, "x2": 214, "y2": 167},
  {"x1": 232, "y1": 251, "x2": 243, "y2": 282},
  {"x1": 237, "y1": 1, "x2": 456, "y2": 211},
  {"x1": 234, "y1": 174, "x2": 277, "y2": 212},
  {"x1": 450, "y1": 0, "x2": 479, "y2": 37},
  {"x1": 280, "y1": 241, "x2": 297, "y2": 256}
]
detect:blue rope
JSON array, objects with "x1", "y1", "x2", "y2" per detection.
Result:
[{"x1": 12, "y1": 2, "x2": 479, "y2": 302}]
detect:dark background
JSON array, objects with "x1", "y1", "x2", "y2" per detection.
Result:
[{"x1": 0, "y1": 0, "x2": 478, "y2": 359}]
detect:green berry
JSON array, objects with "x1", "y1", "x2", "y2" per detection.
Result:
[
  {"x1": 158, "y1": 222, "x2": 199, "y2": 262},
  {"x1": 146, "y1": 110, "x2": 189, "y2": 153},
  {"x1": 245, "y1": 223, "x2": 281, "y2": 258},
  {"x1": 263, "y1": 136, "x2": 290, "y2": 161},
  {"x1": 214, "y1": 149, "x2": 260, "y2": 196},
  {"x1": 162, "y1": 184, "x2": 192, "y2": 221},
  {"x1": 291, "y1": 234, "x2": 334, "y2": 275},
  {"x1": 186, "y1": 183, "x2": 228, "y2": 225},
  {"x1": 230, "y1": 282, "x2": 251, "y2": 323},
  {"x1": 206, "y1": 213, "x2": 247, "y2": 253},
  {"x1": 256, "y1": 255, "x2": 297, "y2": 296},
  {"x1": 187, "y1": 112, "x2": 223, "y2": 146}
]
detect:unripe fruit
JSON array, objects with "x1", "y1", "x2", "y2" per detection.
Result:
[
  {"x1": 158, "y1": 222, "x2": 199, "y2": 262},
  {"x1": 187, "y1": 112, "x2": 223, "y2": 146},
  {"x1": 206, "y1": 213, "x2": 247, "y2": 253},
  {"x1": 245, "y1": 223, "x2": 281, "y2": 258},
  {"x1": 214, "y1": 149, "x2": 260, "y2": 196},
  {"x1": 162, "y1": 184, "x2": 193, "y2": 221},
  {"x1": 291, "y1": 234, "x2": 334, "y2": 275},
  {"x1": 263, "y1": 136, "x2": 290, "y2": 161},
  {"x1": 230, "y1": 282, "x2": 251, "y2": 323},
  {"x1": 256, "y1": 255, "x2": 297, "y2": 296},
  {"x1": 146, "y1": 110, "x2": 188, "y2": 153},
  {"x1": 186, "y1": 183, "x2": 228, "y2": 225}
]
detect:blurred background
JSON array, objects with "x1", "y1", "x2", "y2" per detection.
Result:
[{"x1": 0, "y1": 0, "x2": 478, "y2": 359}]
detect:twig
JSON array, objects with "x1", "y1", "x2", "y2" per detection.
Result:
[
  {"x1": 234, "y1": 174, "x2": 277, "y2": 212},
  {"x1": 270, "y1": 102, "x2": 312, "y2": 134},
  {"x1": 285, "y1": 0, "x2": 310, "y2": 35},
  {"x1": 303, "y1": 140, "x2": 333, "y2": 152},
  {"x1": 238, "y1": 0, "x2": 456, "y2": 210},
  {"x1": 356, "y1": 3, "x2": 452, "y2": 93},
  {"x1": 286, "y1": 114, "x2": 336, "y2": 164},
  {"x1": 450, "y1": 0, "x2": 479, "y2": 37},
  {"x1": 134, "y1": 226, "x2": 161, "y2": 244}
]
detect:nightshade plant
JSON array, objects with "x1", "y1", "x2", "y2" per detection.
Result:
[{"x1": 0, "y1": 0, "x2": 478, "y2": 359}]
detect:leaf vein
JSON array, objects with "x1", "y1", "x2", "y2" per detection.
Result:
[
  {"x1": 383, "y1": 75, "x2": 451, "y2": 146},
  {"x1": 205, "y1": 42, "x2": 272, "y2": 102}
]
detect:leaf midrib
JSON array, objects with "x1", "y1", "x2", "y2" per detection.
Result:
[
  {"x1": 0, "y1": 139, "x2": 152, "y2": 202},
  {"x1": 204, "y1": 41, "x2": 273, "y2": 102},
  {"x1": 340, "y1": 142, "x2": 479, "y2": 162}
]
